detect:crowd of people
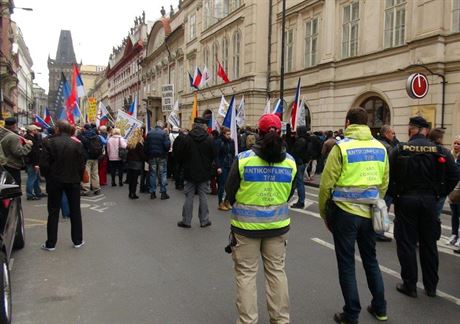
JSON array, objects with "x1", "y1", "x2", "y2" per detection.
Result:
[{"x1": 1, "y1": 109, "x2": 460, "y2": 323}]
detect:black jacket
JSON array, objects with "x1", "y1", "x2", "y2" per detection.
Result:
[
  {"x1": 24, "y1": 132, "x2": 42, "y2": 166},
  {"x1": 176, "y1": 126, "x2": 216, "y2": 183},
  {"x1": 389, "y1": 134, "x2": 459, "y2": 197},
  {"x1": 40, "y1": 134, "x2": 85, "y2": 184}
]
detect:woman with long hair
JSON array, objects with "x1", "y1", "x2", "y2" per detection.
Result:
[
  {"x1": 106, "y1": 128, "x2": 127, "y2": 187},
  {"x1": 224, "y1": 114, "x2": 296, "y2": 323},
  {"x1": 126, "y1": 128, "x2": 146, "y2": 199}
]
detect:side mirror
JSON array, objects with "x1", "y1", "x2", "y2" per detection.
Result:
[{"x1": 0, "y1": 184, "x2": 21, "y2": 199}]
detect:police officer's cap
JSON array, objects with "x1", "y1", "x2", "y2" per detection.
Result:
[{"x1": 409, "y1": 116, "x2": 429, "y2": 128}]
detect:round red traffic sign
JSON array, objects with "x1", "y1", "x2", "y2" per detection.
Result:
[{"x1": 406, "y1": 73, "x2": 429, "y2": 99}]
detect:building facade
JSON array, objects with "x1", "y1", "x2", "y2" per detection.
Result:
[
  {"x1": 138, "y1": 0, "x2": 460, "y2": 143},
  {"x1": 0, "y1": 0, "x2": 18, "y2": 120},
  {"x1": 14, "y1": 24, "x2": 34, "y2": 126},
  {"x1": 32, "y1": 83, "x2": 47, "y2": 119},
  {"x1": 106, "y1": 12, "x2": 152, "y2": 117},
  {"x1": 47, "y1": 30, "x2": 78, "y2": 119}
]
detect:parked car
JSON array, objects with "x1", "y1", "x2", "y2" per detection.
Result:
[{"x1": 0, "y1": 166, "x2": 25, "y2": 324}]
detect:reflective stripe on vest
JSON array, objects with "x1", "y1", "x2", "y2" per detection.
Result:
[
  {"x1": 332, "y1": 138, "x2": 386, "y2": 204},
  {"x1": 232, "y1": 150, "x2": 296, "y2": 231}
]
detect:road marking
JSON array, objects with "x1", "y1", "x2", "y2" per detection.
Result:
[
  {"x1": 9, "y1": 258, "x2": 14, "y2": 271},
  {"x1": 311, "y1": 238, "x2": 460, "y2": 306},
  {"x1": 89, "y1": 204, "x2": 108, "y2": 213},
  {"x1": 81, "y1": 195, "x2": 106, "y2": 203},
  {"x1": 24, "y1": 218, "x2": 47, "y2": 228}
]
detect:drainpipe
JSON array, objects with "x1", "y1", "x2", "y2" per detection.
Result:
[{"x1": 266, "y1": 0, "x2": 273, "y2": 98}]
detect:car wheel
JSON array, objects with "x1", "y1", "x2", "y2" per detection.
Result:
[
  {"x1": 13, "y1": 205, "x2": 25, "y2": 250},
  {"x1": 0, "y1": 252, "x2": 11, "y2": 324}
]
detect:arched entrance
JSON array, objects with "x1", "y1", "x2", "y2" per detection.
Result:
[{"x1": 360, "y1": 96, "x2": 391, "y2": 136}]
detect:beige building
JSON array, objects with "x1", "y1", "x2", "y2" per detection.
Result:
[{"x1": 140, "y1": 0, "x2": 460, "y2": 143}]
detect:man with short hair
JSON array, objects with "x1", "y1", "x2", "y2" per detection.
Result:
[
  {"x1": 0, "y1": 117, "x2": 33, "y2": 185},
  {"x1": 176, "y1": 118, "x2": 216, "y2": 228},
  {"x1": 40, "y1": 121, "x2": 86, "y2": 250},
  {"x1": 24, "y1": 125, "x2": 45, "y2": 200},
  {"x1": 319, "y1": 107, "x2": 389, "y2": 324},
  {"x1": 79, "y1": 124, "x2": 103, "y2": 196},
  {"x1": 145, "y1": 120, "x2": 171, "y2": 200}
]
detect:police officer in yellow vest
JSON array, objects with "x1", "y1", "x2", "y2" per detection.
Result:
[
  {"x1": 319, "y1": 107, "x2": 389, "y2": 324},
  {"x1": 225, "y1": 114, "x2": 296, "y2": 324},
  {"x1": 390, "y1": 116, "x2": 459, "y2": 298}
]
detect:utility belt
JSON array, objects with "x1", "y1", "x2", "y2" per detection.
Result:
[{"x1": 331, "y1": 186, "x2": 380, "y2": 204}]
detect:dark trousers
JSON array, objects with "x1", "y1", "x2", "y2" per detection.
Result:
[
  {"x1": 174, "y1": 162, "x2": 184, "y2": 189},
  {"x1": 394, "y1": 194, "x2": 440, "y2": 292},
  {"x1": 128, "y1": 169, "x2": 141, "y2": 196},
  {"x1": 109, "y1": 160, "x2": 124, "y2": 185},
  {"x1": 328, "y1": 204, "x2": 386, "y2": 321},
  {"x1": 45, "y1": 181, "x2": 83, "y2": 247},
  {"x1": 4, "y1": 166, "x2": 21, "y2": 186}
]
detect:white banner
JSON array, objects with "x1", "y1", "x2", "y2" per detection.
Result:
[
  {"x1": 115, "y1": 109, "x2": 144, "y2": 139},
  {"x1": 161, "y1": 84, "x2": 174, "y2": 112}
]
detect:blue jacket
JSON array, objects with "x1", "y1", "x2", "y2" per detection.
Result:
[{"x1": 145, "y1": 127, "x2": 171, "y2": 159}]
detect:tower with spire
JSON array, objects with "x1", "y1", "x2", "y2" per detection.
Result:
[{"x1": 47, "y1": 30, "x2": 78, "y2": 118}]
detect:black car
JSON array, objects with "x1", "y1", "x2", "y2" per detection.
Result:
[{"x1": 0, "y1": 166, "x2": 25, "y2": 324}]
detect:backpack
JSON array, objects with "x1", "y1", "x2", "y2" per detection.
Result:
[{"x1": 87, "y1": 135, "x2": 103, "y2": 159}]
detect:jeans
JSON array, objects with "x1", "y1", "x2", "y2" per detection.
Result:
[
  {"x1": 61, "y1": 192, "x2": 70, "y2": 218},
  {"x1": 149, "y1": 158, "x2": 168, "y2": 193},
  {"x1": 295, "y1": 164, "x2": 306, "y2": 204},
  {"x1": 26, "y1": 164, "x2": 42, "y2": 198},
  {"x1": 435, "y1": 197, "x2": 447, "y2": 218},
  {"x1": 450, "y1": 203, "x2": 460, "y2": 236},
  {"x1": 217, "y1": 167, "x2": 230, "y2": 203},
  {"x1": 328, "y1": 204, "x2": 386, "y2": 321}
]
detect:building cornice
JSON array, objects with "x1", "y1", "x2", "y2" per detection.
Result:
[{"x1": 276, "y1": 0, "x2": 324, "y2": 21}]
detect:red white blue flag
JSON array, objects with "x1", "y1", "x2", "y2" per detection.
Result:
[{"x1": 290, "y1": 78, "x2": 301, "y2": 130}]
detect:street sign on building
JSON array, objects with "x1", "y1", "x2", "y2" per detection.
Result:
[
  {"x1": 161, "y1": 84, "x2": 174, "y2": 112},
  {"x1": 406, "y1": 73, "x2": 429, "y2": 99}
]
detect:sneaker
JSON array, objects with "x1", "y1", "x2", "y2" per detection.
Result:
[
  {"x1": 150, "y1": 193, "x2": 156, "y2": 199},
  {"x1": 93, "y1": 189, "x2": 101, "y2": 195},
  {"x1": 74, "y1": 241, "x2": 86, "y2": 249},
  {"x1": 454, "y1": 237, "x2": 460, "y2": 247},
  {"x1": 160, "y1": 192, "x2": 170, "y2": 200},
  {"x1": 446, "y1": 235, "x2": 458, "y2": 245},
  {"x1": 177, "y1": 221, "x2": 191, "y2": 228},
  {"x1": 291, "y1": 202, "x2": 305, "y2": 209},
  {"x1": 38, "y1": 193, "x2": 48, "y2": 197},
  {"x1": 27, "y1": 196, "x2": 40, "y2": 201},
  {"x1": 367, "y1": 306, "x2": 388, "y2": 321},
  {"x1": 40, "y1": 243, "x2": 56, "y2": 251}
]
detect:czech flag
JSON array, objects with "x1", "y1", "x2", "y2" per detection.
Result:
[
  {"x1": 73, "y1": 64, "x2": 85, "y2": 98},
  {"x1": 43, "y1": 107, "x2": 53, "y2": 125},
  {"x1": 192, "y1": 67, "x2": 202, "y2": 89},
  {"x1": 217, "y1": 60, "x2": 230, "y2": 83},
  {"x1": 128, "y1": 96, "x2": 138, "y2": 118},
  {"x1": 188, "y1": 72, "x2": 198, "y2": 90},
  {"x1": 34, "y1": 115, "x2": 50, "y2": 129},
  {"x1": 290, "y1": 78, "x2": 301, "y2": 130},
  {"x1": 272, "y1": 99, "x2": 283, "y2": 120},
  {"x1": 222, "y1": 96, "x2": 236, "y2": 128}
]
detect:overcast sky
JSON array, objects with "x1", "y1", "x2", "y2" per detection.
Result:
[{"x1": 12, "y1": 0, "x2": 168, "y2": 92}]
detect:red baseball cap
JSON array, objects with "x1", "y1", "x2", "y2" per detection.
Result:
[{"x1": 258, "y1": 114, "x2": 281, "y2": 133}]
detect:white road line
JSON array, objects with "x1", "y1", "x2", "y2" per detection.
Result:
[
  {"x1": 9, "y1": 258, "x2": 14, "y2": 271},
  {"x1": 311, "y1": 237, "x2": 460, "y2": 306}
]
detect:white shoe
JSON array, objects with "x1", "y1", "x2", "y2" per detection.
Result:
[
  {"x1": 455, "y1": 238, "x2": 460, "y2": 247},
  {"x1": 74, "y1": 241, "x2": 86, "y2": 249},
  {"x1": 446, "y1": 235, "x2": 458, "y2": 245}
]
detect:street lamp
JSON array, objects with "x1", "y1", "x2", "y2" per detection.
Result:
[{"x1": 13, "y1": 7, "x2": 33, "y2": 12}]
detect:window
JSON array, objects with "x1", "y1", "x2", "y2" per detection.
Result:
[
  {"x1": 231, "y1": 0, "x2": 241, "y2": 12},
  {"x1": 203, "y1": 46, "x2": 210, "y2": 70},
  {"x1": 178, "y1": 60, "x2": 184, "y2": 92},
  {"x1": 212, "y1": 42, "x2": 219, "y2": 84},
  {"x1": 222, "y1": 37, "x2": 229, "y2": 73},
  {"x1": 384, "y1": 0, "x2": 406, "y2": 48},
  {"x1": 284, "y1": 29, "x2": 294, "y2": 72},
  {"x1": 454, "y1": 0, "x2": 460, "y2": 32},
  {"x1": 342, "y1": 1, "x2": 359, "y2": 58},
  {"x1": 189, "y1": 14, "x2": 196, "y2": 40},
  {"x1": 305, "y1": 18, "x2": 319, "y2": 68},
  {"x1": 203, "y1": 0, "x2": 212, "y2": 29},
  {"x1": 232, "y1": 31, "x2": 241, "y2": 79},
  {"x1": 361, "y1": 96, "x2": 391, "y2": 135}
]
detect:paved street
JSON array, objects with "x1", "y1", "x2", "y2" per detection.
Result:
[{"x1": 10, "y1": 181, "x2": 460, "y2": 324}]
